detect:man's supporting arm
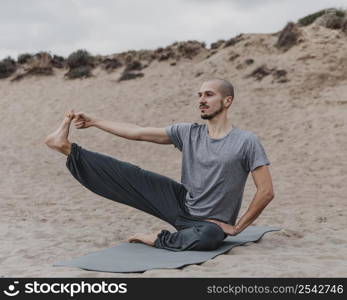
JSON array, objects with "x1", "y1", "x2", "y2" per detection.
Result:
[
  {"x1": 206, "y1": 165, "x2": 274, "y2": 235},
  {"x1": 234, "y1": 165, "x2": 274, "y2": 234}
]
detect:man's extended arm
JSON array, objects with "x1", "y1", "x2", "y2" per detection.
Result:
[
  {"x1": 73, "y1": 111, "x2": 171, "y2": 144},
  {"x1": 206, "y1": 165, "x2": 274, "y2": 235},
  {"x1": 92, "y1": 119, "x2": 143, "y2": 140}
]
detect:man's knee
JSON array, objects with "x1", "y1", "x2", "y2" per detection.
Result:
[{"x1": 193, "y1": 223, "x2": 225, "y2": 251}]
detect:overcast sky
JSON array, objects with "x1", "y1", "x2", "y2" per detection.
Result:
[{"x1": 0, "y1": 0, "x2": 346, "y2": 60}]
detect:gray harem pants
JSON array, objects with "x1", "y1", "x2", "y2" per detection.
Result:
[{"x1": 66, "y1": 143, "x2": 227, "y2": 251}]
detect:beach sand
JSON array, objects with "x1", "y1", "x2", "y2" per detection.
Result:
[{"x1": 0, "y1": 24, "x2": 346, "y2": 277}]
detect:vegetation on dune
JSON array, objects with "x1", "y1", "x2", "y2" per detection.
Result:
[
  {"x1": 1, "y1": 8, "x2": 346, "y2": 82},
  {"x1": 298, "y1": 8, "x2": 345, "y2": 27},
  {"x1": 65, "y1": 49, "x2": 94, "y2": 79},
  {"x1": 0, "y1": 57, "x2": 17, "y2": 78}
]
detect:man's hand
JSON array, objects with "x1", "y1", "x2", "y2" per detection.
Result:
[
  {"x1": 73, "y1": 111, "x2": 97, "y2": 129},
  {"x1": 204, "y1": 219, "x2": 239, "y2": 236}
]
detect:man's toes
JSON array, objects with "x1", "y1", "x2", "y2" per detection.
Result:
[
  {"x1": 128, "y1": 238, "x2": 140, "y2": 243},
  {"x1": 65, "y1": 111, "x2": 75, "y2": 121},
  {"x1": 127, "y1": 235, "x2": 138, "y2": 242}
]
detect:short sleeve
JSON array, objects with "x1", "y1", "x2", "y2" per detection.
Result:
[
  {"x1": 243, "y1": 133, "x2": 271, "y2": 172},
  {"x1": 165, "y1": 123, "x2": 192, "y2": 152}
]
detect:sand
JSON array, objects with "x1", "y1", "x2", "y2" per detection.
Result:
[{"x1": 0, "y1": 23, "x2": 346, "y2": 277}]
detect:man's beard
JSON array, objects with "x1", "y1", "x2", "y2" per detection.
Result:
[{"x1": 200, "y1": 101, "x2": 224, "y2": 120}]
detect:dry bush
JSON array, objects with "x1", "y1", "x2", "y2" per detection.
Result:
[
  {"x1": 118, "y1": 72, "x2": 144, "y2": 81},
  {"x1": 118, "y1": 59, "x2": 144, "y2": 81},
  {"x1": 314, "y1": 9, "x2": 346, "y2": 29},
  {"x1": 66, "y1": 49, "x2": 94, "y2": 69},
  {"x1": 26, "y1": 52, "x2": 54, "y2": 75},
  {"x1": 224, "y1": 34, "x2": 244, "y2": 48},
  {"x1": 298, "y1": 8, "x2": 345, "y2": 27},
  {"x1": 153, "y1": 40, "x2": 205, "y2": 61},
  {"x1": 210, "y1": 39, "x2": 225, "y2": 49},
  {"x1": 124, "y1": 60, "x2": 142, "y2": 72},
  {"x1": 154, "y1": 47, "x2": 175, "y2": 61},
  {"x1": 17, "y1": 53, "x2": 32, "y2": 64},
  {"x1": 65, "y1": 49, "x2": 94, "y2": 79},
  {"x1": 12, "y1": 52, "x2": 53, "y2": 81},
  {"x1": 0, "y1": 57, "x2": 17, "y2": 79},
  {"x1": 177, "y1": 41, "x2": 205, "y2": 59},
  {"x1": 342, "y1": 19, "x2": 347, "y2": 34},
  {"x1": 101, "y1": 57, "x2": 122, "y2": 72},
  {"x1": 52, "y1": 55, "x2": 65, "y2": 68},
  {"x1": 65, "y1": 65, "x2": 92, "y2": 79},
  {"x1": 247, "y1": 65, "x2": 272, "y2": 80},
  {"x1": 275, "y1": 22, "x2": 301, "y2": 51},
  {"x1": 273, "y1": 69, "x2": 288, "y2": 83}
]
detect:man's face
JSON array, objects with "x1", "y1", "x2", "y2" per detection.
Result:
[{"x1": 197, "y1": 81, "x2": 225, "y2": 120}]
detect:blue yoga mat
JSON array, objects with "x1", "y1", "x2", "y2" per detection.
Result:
[{"x1": 53, "y1": 226, "x2": 281, "y2": 273}]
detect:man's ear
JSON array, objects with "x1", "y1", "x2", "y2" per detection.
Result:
[{"x1": 225, "y1": 96, "x2": 233, "y2": 106}]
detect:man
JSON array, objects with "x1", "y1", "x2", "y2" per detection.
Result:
[{"x1": 44, "y1": 78, "x2": 274, "y2": 251}]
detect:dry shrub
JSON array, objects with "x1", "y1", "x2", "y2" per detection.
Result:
[
  {"x1": 17, "y1": 53, "x2": 32, "y2": 64},
  {"x1": 118, "y1": 72, "x2": 144, "y2": 81},
  {"x1": 229, "y1": 52, "x2": 240, "y2": 61},
  {"x1": 101, "y1": 57, "x2": 122, "y2": 72},
  {"x1": 247, "y1": 65, "x2": 272, "y2": 80},
  {"x1": 154, "y1": 47, "x2": 175, "y2": 61},
  {"x1": 118, "y1": 59, "x2": 144, "y2": 81},
  {"x1": 0, "y1": 57, "x2": 17, "y2": 79},
  {"x1": 26, "y1": 52, "x2": 54, "y2": 75},
  {"x1": 273, "y1": 69, "x2": 288, "y2": 83},
  {"x1": 210, "y1": 40, "x2": 225, "y2": 49},
  {"x1": 12, "y1": 52, "x2": 53, "y2": 81},
  {"x1": 124, "y1": 60, "x2": 142, "y2": 72},
  {"x1": 275, "y1": 22, "x2": 301, "y2": 51},
  {"x1": 177, "y1": 41, "x2": 205, "y2": 59},
  {"x1": 298, "y1": 8, "x2": 345, "y2": 27},
  {"x1": 342, "y1": 19, "x2": 347, "y2": 34},
  {"x1": 66, "y1": 49, "x2": 94, "y2": 69},
  {"x1": 153, "y1": 40, "x2": 205, "y2": 61},
  {"x1": 52, "y1": 55, "x2": 65, "y2": 68},
  {"x1": 224, "y1": 34, "x2": 244, "y2": 48},
  {"x1": 245, "y1": 59, "x2": 254, "y2": 65},
  {"x1": 65, "y1": 49, "x2": 94, "y2": 79},
  {"x1": 65, "y1": 65, "x2": 92, "y2": 79},
  {"x1": 314, "y1": 9, "x2": 346, "y2": 29},
  {"x1": 247, "y1": 65, "x2": 289, "y2": 83}
]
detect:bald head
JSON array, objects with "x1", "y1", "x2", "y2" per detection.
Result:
[{"x1": 204, "y1": 78, "x2": 234, "y2": 99}]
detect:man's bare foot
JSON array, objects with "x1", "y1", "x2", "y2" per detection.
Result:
[
  {"x1": 127, "y1": 230, "x2": 162, "y2": 247},
  {"x1": 44, "y1": 110, "x2": 75, "y2": 156}
]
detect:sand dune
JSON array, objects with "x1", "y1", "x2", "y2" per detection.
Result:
[{"x1": 0, "y1": 22, "x2": 346, "y2": 277}]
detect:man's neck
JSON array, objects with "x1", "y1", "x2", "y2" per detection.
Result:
[{"x1": 206, "y1": 118, "x2": 233, "y2": 139}]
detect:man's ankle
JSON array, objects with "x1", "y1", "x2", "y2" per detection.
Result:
[{"x1": 61, "y1": 142, "x2": 72, "y2": 156}]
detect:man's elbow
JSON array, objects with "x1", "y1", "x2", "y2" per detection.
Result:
[
  {"x1": 260, "y1": 188, "x2": 275, "y2": 201},
  {"x1": 267, "y1": 190, "x2": 275, "y2": 201}
]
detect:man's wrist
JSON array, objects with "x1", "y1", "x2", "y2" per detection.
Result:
[{"x1": 90, "y1": 118, "x2": 101, "y2": 127}]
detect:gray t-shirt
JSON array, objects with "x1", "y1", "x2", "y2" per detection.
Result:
[{"x1": 165, "y1": 122, "x2": 271, "y2": 225}]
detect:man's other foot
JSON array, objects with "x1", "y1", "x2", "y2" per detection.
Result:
[{"x1": 127, "y1": 231, "x2": 161, "y2": 247}]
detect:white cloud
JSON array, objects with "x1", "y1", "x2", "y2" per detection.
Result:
[{"x1": 0, "y1": 0, "x2": 346, "y2": 60}]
